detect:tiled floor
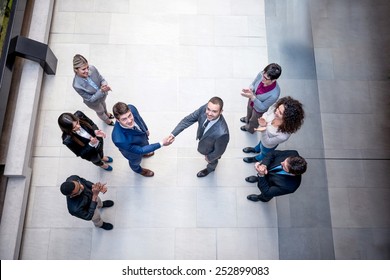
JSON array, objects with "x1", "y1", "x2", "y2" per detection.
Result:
[{"x1": 18, "y1": 0, "x2": 390, "y2": 259}]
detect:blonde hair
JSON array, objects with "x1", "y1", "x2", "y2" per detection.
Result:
[{"x1": 73, "y1": 54, "x2": 88, "y2": 71}]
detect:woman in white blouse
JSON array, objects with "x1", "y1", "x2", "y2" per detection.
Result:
[
  {"x1": 242, "y1": 96, "x2": 305, "y2": 163},
  {"x1": 58, "y1": 111, "x2": 113, "y2": 171}
]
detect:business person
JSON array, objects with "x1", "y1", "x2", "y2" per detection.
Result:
[
  {"x1": 60, "y1": 175, "x2": 114, "y2": 230},
  {"x1": 58, "y1": 111, "x2": 113, "y2": 171},
  {"x1": 72, "y1": 54, "x2": 114, "y2": 125},
  {"x1": 243, "y1": 96, "x2": 305, "y2": 163},
  {"x1": 240, "y1": 63, "x2": 281, "y2": 133},
  {"x1": 169, "y1": 96, "x2": 230, "y2": 177},
  {"x1": 246, "y1": 150, "x2": 307, "y2": 202},
  {"x1": 111, "y1": 102, "x2": 172, "y2": 177}
]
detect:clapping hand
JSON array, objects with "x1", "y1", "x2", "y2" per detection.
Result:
[
  {"x1": 254, "y1": 117, "x2": 267, "y2": 132},
  {"x1": 240, "y1": 88, "x2": 254, "y2": 99}
]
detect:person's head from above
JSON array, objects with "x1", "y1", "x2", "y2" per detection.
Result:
[
  {"x1": 262, "y1": 63, "x2": 282, "y2": 86},
  {"x1": 274, "y1": 96, "x2": 305, "y2": 134},
  {"x1": 281, "y1": 156, "x2": 307, "y2": 175},
  {"x1": 73, "y1": 54, "x2": 89, "y2": 78},
  {"x1": 60, "y1": 180, "x2": 85, "y2": 197},
  {"x1": 58, "y1": 113, "x2": 81, "y2": 134},
  {"x1": 113, "y1": 102, "x2": 134, "y2": 129},
  {"x1": 205, "y1": 96, "x2": 224, "y2": 121}
]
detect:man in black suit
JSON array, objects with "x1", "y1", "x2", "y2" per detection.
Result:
[
  {"x1": 169, "y1": 96, "x2": 230, "y2": 178},
  {"x1": 60, "y1": 175, "x2": 114, "y2": 230},
  {"x1": 246, "y1": 150, "x2": 307, "y2": 202}
]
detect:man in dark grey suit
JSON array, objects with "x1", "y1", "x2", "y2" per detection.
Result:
[
  {"x1": 246, "y1": 150, "x2": 307, "y2": 202},
  {"x1": 169, "y1": 96, "x2": 230, "y2": 177}
]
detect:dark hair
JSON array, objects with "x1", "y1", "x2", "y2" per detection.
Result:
[
  {"x1": 263, "y1": 63, "x2": 282, "y2": 80},
  {"x1": 58, "y1": 113, "x2": 93, "y2": 146},
  {"x1": 60, "y1": 181, "x2": 75, "y2": 196},
  {"x1": 275, "y1": 96, "x2": 304, "y2": 134},
  {"x1": 58, "y1": 113, "x2": 92, "y2": 134},
  {"x1": 112, "y1": 102, "x2": 130, "y2": 119},
  {"x1": 287, "y1": 156, "x2": 307, "y2": 175},
  {"x1": 208, "y1": 96, "x2": 224, "y2": 111}
]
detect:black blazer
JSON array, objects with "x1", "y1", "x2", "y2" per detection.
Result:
[
  {"x1": 62, "y1": 111, "x2": 103, "y2": 160},
  {"x1": 64, "y1": 175, "x2": 97, "y2": 221},
  {"x1": 257, "y1": 150, "x2": 302, "y2": 201}
]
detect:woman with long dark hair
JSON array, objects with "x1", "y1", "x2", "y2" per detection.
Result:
[
  {"x1": 58, "y1": 111, "x2": 113, "y2": 171},
  {"x1": 242, "y1": 96, "x2": 305, "y2": 163}
]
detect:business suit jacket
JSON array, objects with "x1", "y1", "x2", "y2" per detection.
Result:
[
  {"x1": 257, "y1": 150, "x2": 302, "y2": 201},
  {"x1": 72, "y1": 65, "x2": 107, "y2": 105},
  {"x1": 64, "y1": 175, "x2": 97, "y2": 221},
  {"x1": 171, "y1": 104, "x2": 230, "y2": 162},
  {"x1": 111, "y1": 104, "x2": 161, "y2": 162},
  {"x1": 62, "y1": 111, "x2": 104, "y2": 160}
]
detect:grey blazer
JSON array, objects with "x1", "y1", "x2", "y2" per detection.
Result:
[
  {"x1": 171, "y1": 104, "x2": 230, "y2": 162},
  {"x1": 72, "y1": 65, "x2": 108, "y2": 105},
  {"x1": 249, "y1": 71, "x2": 280, "y2": 113}
]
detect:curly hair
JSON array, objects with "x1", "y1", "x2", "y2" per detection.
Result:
[{"x1": 275, "y1": 96, "x2": 305, "y2": 134}]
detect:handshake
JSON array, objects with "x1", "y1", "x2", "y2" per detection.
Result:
[{"x1": 161, "y1": 134, "x2": 176, "y2": 146}]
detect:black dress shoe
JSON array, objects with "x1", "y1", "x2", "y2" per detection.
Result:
[
  {"x1": 240, "y1": 117, "x2": 247, "y2": 123},
  {"x1": 245, "y1": 176, "x2": 258, "y2": 183},
  {"x1": 247, "y1": 194, "x2": 260, "y2": 202},
  {"x1": 243, "y1": 147, "x2": 256, "y2": 153},
  {"x1": 102, "y1": 200, "x2": 114, "y2": 208},
  {"x1": 243, "y1": 157, "x2": 258, "y2": 163},
  {"x1": 100, "y1": 222, "x2": 114, "y2": 230},
  {"x1": 240, "y1": 125, "x2": 248, "y2": 131},
  {"x1": 197, "y1": 168, "x2": 210, "y2": 178}
]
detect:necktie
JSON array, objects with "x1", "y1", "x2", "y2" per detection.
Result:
[
  {"x1": 270, "y1": 165, "x2": 291, "y2": 175},
  {"x1": 270, "y1": 165, "x2": 282, "y2": 172},
  {"x1": 199, "y1": 120, "x2": 210, "y2": 137}
]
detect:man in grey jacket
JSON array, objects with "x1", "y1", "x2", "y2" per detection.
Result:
[{"x1": 169, "y1": 96, "x2": 230, "y2": 177}]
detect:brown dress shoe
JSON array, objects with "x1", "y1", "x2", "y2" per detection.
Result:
[
  {"x1": 143, "y1": 152, "x2": 155, "y2": 158},
  {"x1": 140, "y1": 168, "x2": 154, "y2": 177}
]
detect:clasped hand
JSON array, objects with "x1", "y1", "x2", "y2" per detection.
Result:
[{"x1": 255, "y1": 162, "x2": 268, "y2": 175}]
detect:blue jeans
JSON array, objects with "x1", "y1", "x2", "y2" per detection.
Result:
[{"x1": 254, "y1": 142, "x2": 277, "y2": 162}]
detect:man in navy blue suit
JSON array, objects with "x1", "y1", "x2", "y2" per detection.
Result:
[
  {"x1": 112, "y1": 102, "x2": 172, "y2": 177},
  {"x1": 246, "y1": 150, "x2": 307, "y2": 202}
]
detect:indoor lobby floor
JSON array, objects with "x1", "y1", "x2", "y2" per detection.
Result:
[{"x1": 18, "y1": 0, "x2": 390, "y2": 259}]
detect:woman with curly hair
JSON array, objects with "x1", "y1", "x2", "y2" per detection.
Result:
[
  {"x1": 242, "y1": 96, "x2": 304, "y2": 163},
  {"x1": 58, "y1": 111, "x2": 113, "y2": 171}
]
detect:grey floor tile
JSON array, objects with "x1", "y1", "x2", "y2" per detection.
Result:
[
  {"x1": 197, "y1": 187, "x2": 237, "y2": 228},
  {"x1": 279, "y1": 228, "x2": 325, "y2": 260},
  {"x1": 48, "y1": 228, "x2": 93, "y2": 259},
  {"x1": 257, "y1": 228, "x2": 279, "y2": 259},
  {"x1": 174, "y1": 228, "x2": 217, "y2": 259},
  {"x1": 326, "y1": 160, "x2": 365, "y2": 188},
  {"x1": 20, "y1": 229, "x2": 51, "y2": 260},
  {"x1": 217, "y1": 228, "x2": 259, "y2": 259},
  {"x1": 236, "y1": 186, "x2": 278, "y2": 228},
  {"x1": 90, "y1": 228, "x2": 175, "y2": 260},
  {"x1": 115, "y1": 187, "x2": 197, "y2": 228},
  {"x1": 333, "y1": 228, "x2": 373, "y2": 260}
]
